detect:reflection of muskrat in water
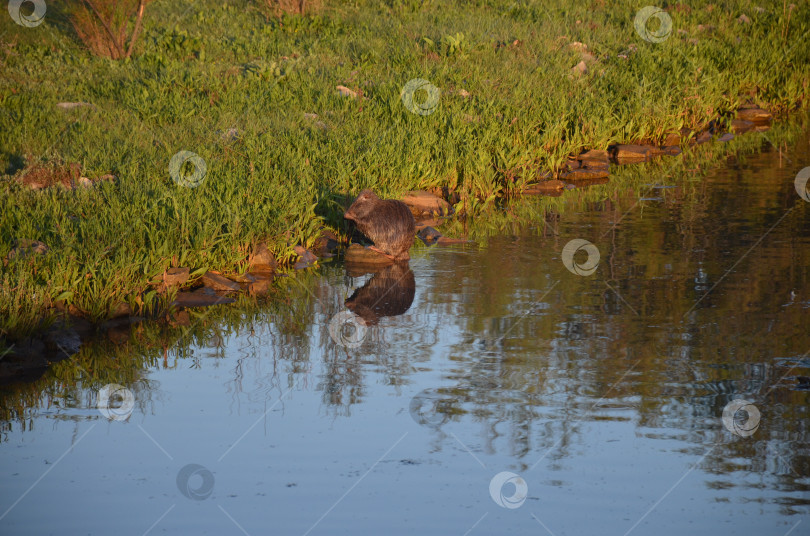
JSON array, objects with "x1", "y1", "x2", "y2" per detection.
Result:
[
  {"x1": 345, "y1": 262, "x2": 415, "y2": 325},
  {"x1": 344, "y1": 189, "x2": 415, "y2": 261}
]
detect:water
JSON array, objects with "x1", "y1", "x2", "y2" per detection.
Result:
[{"x1": 2, "y1": 130, "x2": 809, "y2": 535}]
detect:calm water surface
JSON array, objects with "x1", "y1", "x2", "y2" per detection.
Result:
[{"x1": 2, "y1": 132, "x2": 809, "y2": 535}]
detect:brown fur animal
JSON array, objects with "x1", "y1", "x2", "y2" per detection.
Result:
[{"x1": 344, "y1": 189, "x2": 415, "y2": 261}]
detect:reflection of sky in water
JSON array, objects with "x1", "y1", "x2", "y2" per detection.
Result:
[{"x1": 2, "y1": 137, "x2": 810, "y2": 534}]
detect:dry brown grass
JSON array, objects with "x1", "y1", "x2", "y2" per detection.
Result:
[
  {"x1": 17, "y1": 160, "x2": 82, "y2": 190},
  {"x1": 69, "y1": 0, "x2": 149, "y2": 59}
]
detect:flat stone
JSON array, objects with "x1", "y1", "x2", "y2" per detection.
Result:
[
  {"x1": 400, "y1": 191, "x2": 452, "y2": 216},
  {"x1": 417, "y1": 226, "x2": 442, "y2": 245},
  {"x1": 173, "y1": 288, "x2": 235, "y2": 308},
  {"x1": 695, "y1": 131, "x2": 713, "y2": 144},
  {"x1": 336, "y1": 85, "x2": 358, "y2": 99},
  {"x1": 249, "y1": 243, "x2": 277, "y2": 271},
  {"x1": 731, "y1": 119, "x2": 755, "y2": 133},
  {"x1": 247, "y1": 270, "x2": 274, "y2": 281},
  {"x1": 229, "y1": 272, "x2": 257, "y2": 284},
  {"x1": 662, "y1": 132, "x2": 682, "y2": 146},
  {"x1": 562, "y1": 168, "x2": 610, "y2": 180},
  {"x1": 345, "y1": 243, "x2": 393, "y2": 266},
  {"x1": 414, "y1": 217, "x2": 443, "y2": 231},
  {"x1": 658, "y1": 145, "x2": 683, "y2": 156},
  {"x1": 202, "y1": 271, "x2": 241, "y2": 292},
  {"x1": 293, "y1": 246, "x2": 318, "y2": 269},
  {"x1": 578, "y1": 149, "x2": 609, "y2": 163},
  {"x1": 610, "y1": 144, "x2": 654, "y2": 162},
  {"x1": 718, "y1": 133, "x2": 735, "y2": 142},
  {"x1": 566, "y1": 176, "x2": 610, "y2": 188},
  {"x1": 153, "y1": 267, "x2": 190, "y2": 291},
  {"x1": 436, "y1": 236, "x2": 471, "y2": 246},
  {"x1": 736, "y1": 107, "x2": 772, "y2": 123},
  {"x1": 523, "y1": 180, "x2": 565, "y2": 194},
  {"x1": 582, "y1": 160, "x2": 610, "y2": 170}
]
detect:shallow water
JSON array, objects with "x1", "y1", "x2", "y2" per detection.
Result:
[{"x1": 2, "y1": 131, "x2": 810, "y2": 535}]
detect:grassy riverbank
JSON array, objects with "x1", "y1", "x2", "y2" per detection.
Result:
[{"x1": 2, "y1": 0, "x2": 809, "y2": 343}]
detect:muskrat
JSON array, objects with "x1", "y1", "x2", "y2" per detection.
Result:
[{"x1": 344, "y1": 189, "x2": 415, "y2": 261}]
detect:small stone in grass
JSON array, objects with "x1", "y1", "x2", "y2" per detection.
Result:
[{"x1": 202, "y1": 271, "x2": 241, "y2": 292}]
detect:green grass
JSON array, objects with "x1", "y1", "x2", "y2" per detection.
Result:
[{"x1": 1, "y1": 0, "x2": 809, "y2": 341}]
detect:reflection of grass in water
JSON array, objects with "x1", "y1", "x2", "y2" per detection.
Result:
[
  {"x1": 1, "y1": 0, "x2": 809, "y2": 339},
  {"x1": 440, "y1": 113, "x2": 810, "y2": 241},
  {"x1": 0, "y1": 272, "x2": 322, "y2": 425}
]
